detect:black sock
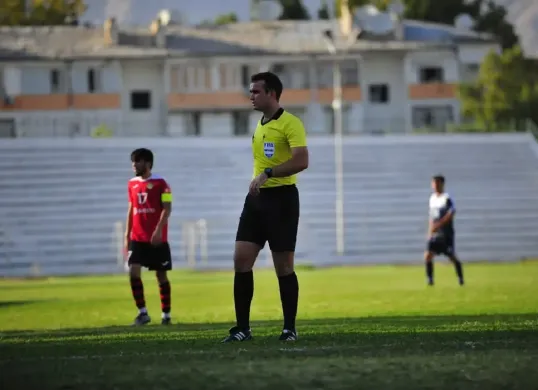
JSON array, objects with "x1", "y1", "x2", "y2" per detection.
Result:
[
  {"x1": 426, "y1": 262, "x2": 434, "y2": 284},
  {"x1": 278, "y1": 272, "x2": 299, "y2": 331},
  {"x1": 234, "y1": 271, "x2": 254, "y2": 330},
  {"x1": 159, "y1": 281, "x2": 171, "y2": 314},
  {"x1": 130, "y1": 277, "x2": 146, "y2": 309},
  {"x1": 453, "y1": 259, "x2": 464, "y2": 283}
]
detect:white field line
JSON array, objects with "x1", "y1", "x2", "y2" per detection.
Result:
[{"x1": 0, "y1": 340, "x2": 510, "y2": 364}]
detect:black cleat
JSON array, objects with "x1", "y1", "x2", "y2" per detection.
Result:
[
  {"x1": 132, "y1": 313, "x2": 151, "y2": 326},
  {"x1": 161, "y1": 317, "x2": 172, "y2": 325},
  {"x1": 221, "y1": 326, "x2": 252, "y2": 343},
  {"x1": 279, "y1": 329, "x2": 298, "y2": 341}
]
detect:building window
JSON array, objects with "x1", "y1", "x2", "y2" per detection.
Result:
[
  {"x1": 341, "y1": 60, "x2": 359, "y2": 86},
  {"x1": 467, "y1": 63, "x2": 479, "y2": 73},
  {"x1": 241, "y1": 65, "x2": 250, "y2": 88},
  {"x1": 316, "y1": 62, "x2": 333, "y2": 88},
  {"x1": 324, "y1": 106, "x2": 350, "y2": 134},
  {"x1": 369, "y1": 84, "x2": 389, "y2": 103},
  {"x1": 130, "y1": 91, "x2": 151, "y2": 110},
  {"x1": 233, "y1": 110, "x2": 250, "y2": 136},
  {"x1": 50, "y1": 69, "x2": 61, "y2": 93},
  {"x1": 270, "y1": 63, "x2": 291, "y2": 87},
  {"x1": 87, "y1": 69, "x2": 99, "y2": 93},
  {"x1": 412, "y1": 105, "x2": 454, "y2": 130},
  {"x1": 419, "y1": 67, "x2": 444, "y2": 83},
  {"x1": 182, "y1": 65, "x2": 211, "y2": 92}
]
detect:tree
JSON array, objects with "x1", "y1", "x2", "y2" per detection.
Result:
[
  {"x1": 278, "y1": 0, "x2": 310, "y2": 20},
  {"x1": 473, "y1": 1, "x2": 518, "y2": 50},
  {"x1": 318, "y1": 0, "x2": 330, "y2": 19},
  {"x1": 403, "y1": 0, "x2": 475, "y2": 24},
  {"x1": 405, "y1": 0, "x2": 518, "y2": 50},
  {"x1": 214, "y1": 12, "x2": 238, "y2": 25},
  {"x1": 458, "y1": 46, "x2": 538, "y2": 131},
  {"x1": 0, "y1": 0, "x2": 26, "y2": 25},
  {"x1": 0, "y1": 0, "x2": 87, "y2": 26}
]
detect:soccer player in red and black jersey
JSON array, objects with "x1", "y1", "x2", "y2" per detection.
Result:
[{"x1": 125, "y1": 148, "x2": 173, "y2": 326}]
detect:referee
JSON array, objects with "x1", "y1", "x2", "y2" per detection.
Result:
[{"x1": 222, "y1": 72, "x2": 309, "y2": 343}]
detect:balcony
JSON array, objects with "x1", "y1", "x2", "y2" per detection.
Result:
[
  {"x1": 0, "y1": 94, "x2": 122, "y2": 111},
  {"x1": 408, "y1": 83, "x2": 457, "y2": 99}
]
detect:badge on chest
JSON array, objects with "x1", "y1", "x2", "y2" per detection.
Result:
[{"x1": 264, "y1": 142, "x2": 275, "y2": 158}]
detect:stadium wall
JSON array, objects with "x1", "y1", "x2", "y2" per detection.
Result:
[{"x1": 1, "y1": 132, "x2": 538, "y2": 277}]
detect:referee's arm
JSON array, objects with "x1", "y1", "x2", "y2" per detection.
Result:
[{"x1": 271, "y1": 120, "x2": 309, "y2": 177}]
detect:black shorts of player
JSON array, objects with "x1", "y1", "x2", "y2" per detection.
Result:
[
  {"x1": 427, "y1": 234, "x2": 455, "y2": 256},
  {"x1": 235, "y1": 184, "x2": 300, "y2": 252},
  {"x1": 128, "y1": 240, "x2": 172, "y2": 271}
]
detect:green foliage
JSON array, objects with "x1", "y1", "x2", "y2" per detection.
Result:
[
  {"x1": 0, "y1": 0, "x2": 87, "y2": 26},
  {"x1": 278, "y1": 0, "x2": 310, "y2": 20},
  {"x1": 213, "y1": 12, "x2": 238, "y2": 25},
  {"x1": 317, "y1": 0, "x2": 331, "y2": 19},
  {"x1": 458, "y1": 46, "x2": 538, "y2": 131},
  {"x1": 403, "y1": 0, "x2": 476, "y2": 24},
  {"x1": 473, "y1": 1, "x2": 518, "y2": 50}
]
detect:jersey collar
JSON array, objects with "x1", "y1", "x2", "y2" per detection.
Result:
[{"x1": 261, "y1": 107, "x2": 284, "y2": 126}]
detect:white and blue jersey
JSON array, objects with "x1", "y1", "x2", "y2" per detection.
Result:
[{"x1": 428, "y1": 192, "x2": 456, "y2": 255}]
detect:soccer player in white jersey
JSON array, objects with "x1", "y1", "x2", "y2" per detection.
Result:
[{"x1": 425, "y1": 175, "x2": 464, "y2": 286}]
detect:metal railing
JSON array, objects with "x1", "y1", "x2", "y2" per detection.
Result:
[{"x1": 114, "y1": 219, "x2": 210, "y2": 271}]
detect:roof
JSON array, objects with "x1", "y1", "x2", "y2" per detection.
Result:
[
  {"x1": 403, "y1": 19, "x2": 496, "y2": 44},
  {"x1": 81, "y1": 0, "x2": 537, "y2": 58},
  {"x1": 0, "y1": 26, "x2": 167, "y2": 61},
  {"x1": 0, "y1": 18, "x2": 496, "y2": 61}
]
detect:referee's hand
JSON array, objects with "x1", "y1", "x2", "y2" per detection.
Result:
[{"x1": 249, "y1": 173, "x2": 269, "y2": 195}]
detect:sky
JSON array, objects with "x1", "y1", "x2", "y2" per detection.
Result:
[{"x1": 81, "y1": 0, "x2": 332, "y2": 25}]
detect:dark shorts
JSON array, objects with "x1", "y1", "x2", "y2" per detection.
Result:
[
  {"x1": 128, "y1": 240, "x2": 172, "y2": 271},
  {"x1": 427, "y1": 234, "x2": 455, "y2": 256},
  {"x1": 235, "y1": 184, "x2": 300, "y2": 252}
]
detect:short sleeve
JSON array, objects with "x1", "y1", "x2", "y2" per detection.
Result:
[
  {"x1": 285, "y1": 117, "x2": 307, "y2": 148},
  {"x1": 446, "y1": 196, "x2": 455, "y2": 213},
  {"x1": 127, "y1": 183, "x2": 133, "y2": 203},
  {"x1": 161, "y1": 180, "x2": 172, "y2": 203}
]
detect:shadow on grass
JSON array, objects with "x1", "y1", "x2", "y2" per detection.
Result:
[
  {"x1": 0, "y1": 300, "x2": 56, "y2": 308},
  {"x1": 2, "y1": 313, "x2": 536, "y2": 336},
  {"x1": 1, "y1": 313, "x2": 537, "y2": 362},
  {"x1": 1, "y1": 314, "x2": 537, "y2": 390}
]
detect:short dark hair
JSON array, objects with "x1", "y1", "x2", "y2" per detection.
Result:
[
  {"x1": 251, "y1": 72, "x2": 283, "y2": 101},
  {"x1": 432, "y1": 174, "x2": 445, "y2": 184},
  {"x1": 131, "y1": 148, "x2": 154, "y2": 168}
]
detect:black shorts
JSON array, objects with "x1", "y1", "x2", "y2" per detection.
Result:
[
  {"x1": 128, "y1": 241, "x2": 172, "y2": 271},
  {"x1": 427, "y1": 235, "x2": 455, "y2": 256},
  {"x1": 235, "y1": 184, "x2": 300, "y2": 252}
]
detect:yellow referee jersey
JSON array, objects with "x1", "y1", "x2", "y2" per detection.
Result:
[{"x1": 252, "y1": 108, "x2": 307, "y2": 188}]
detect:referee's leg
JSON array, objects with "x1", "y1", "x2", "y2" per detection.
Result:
[
  {"x1": 268, "y1": 186, "x2": 300, "y2": 341},
  {"x1": 222, "y1": 194, "x2": 265, "y2": 343}
]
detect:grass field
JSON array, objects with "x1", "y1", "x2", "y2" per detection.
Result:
[{"x1": 1, "y1": 261, "x2": 538, "y2": 390}]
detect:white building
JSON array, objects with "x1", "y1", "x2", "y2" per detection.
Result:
[{"x1": 0, "y1": 10, "x2": 499, "y2": 138}]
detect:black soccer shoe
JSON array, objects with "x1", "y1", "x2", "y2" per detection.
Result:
[
  {"x1": 279, "y1": 329, "x2": 298, "y2": 341},
  {"x1": 161, "y1": 317, "x2": 172, "y2": 325},
  {"x1": 221, "y1": 326, "x2": 252, "y2": 343},
  {"x1": 132, "y1": 313, "x2": 151, "y2": 326}
]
